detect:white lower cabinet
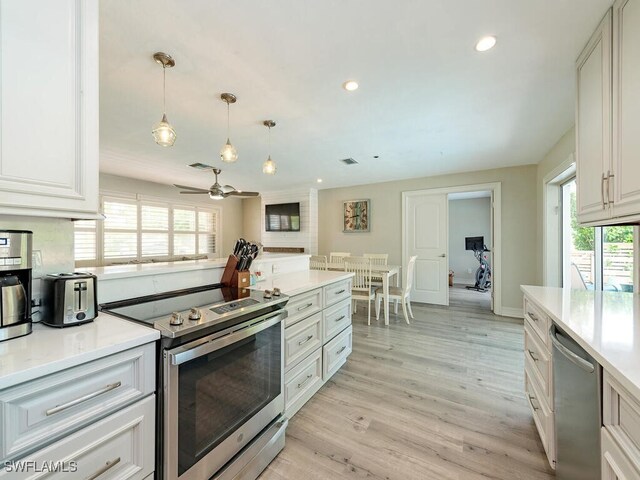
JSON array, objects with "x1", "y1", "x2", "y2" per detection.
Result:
[
  {"x1": 602, "y1": 427, "x2": 640, "y2": 480},
  {"x1": 0, "y1": 395, "x2": 155, "y2": 480},
  {"x1": 283, "y1": 278, "x2": 353, "y2": 418}
]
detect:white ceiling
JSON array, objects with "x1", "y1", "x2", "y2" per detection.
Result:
[{"x1": 100, "y1": 0, "x2": 611, "y2": 194}]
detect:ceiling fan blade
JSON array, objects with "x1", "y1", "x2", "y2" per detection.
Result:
[
  {"x1": 179, "y1": 191, "x2": 210, "y2": 194},
  {"x1": 222, "y1": 184, "x2": 235, "y2": 193},
  {"x1": 227, "y1": 191, "x2": 260, "y2": 197},
  {"x1": 174, "y1": 184, "x2": 209, "y2": 192},
  {"x1": 188, "y1": 163, "x2": 215, "y2": 171}
]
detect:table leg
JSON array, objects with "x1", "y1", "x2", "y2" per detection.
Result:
[{"x1": 383, "y1": 272, "x2": 389, "y2": 325}]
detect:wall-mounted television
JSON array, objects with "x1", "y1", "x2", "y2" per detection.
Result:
[{"x1": 265, "y1": 202, "x2": 301, "y2": 232}]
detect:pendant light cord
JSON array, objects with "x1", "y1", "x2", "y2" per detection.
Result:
[
  {"x1": 162, "y1": 65, "x2": 167, "y2": 115},
  {"x1": 227, "y1": 101, "x2": 230, "y2": 139}
]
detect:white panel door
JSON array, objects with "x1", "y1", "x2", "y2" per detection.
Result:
[
  {"x1": 405, "y1": 193, "x2": 448, "y2": 305},
  {"x1": 612, "y1": 0, "x2": 640, "y2": 218}
]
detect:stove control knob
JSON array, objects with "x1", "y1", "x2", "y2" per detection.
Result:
[
  {"x1": 188, "y1": 308, "x2": 202, "y2": 321},
  {"x1": 272, "y1": 287, "x2": 281, "y2": 297},
  {"x1": 263, "y1": 289, "x2": 272, "y2": 299},
  {"x1": 170, "y1": 312, "x2": 183, "y2": 326}
]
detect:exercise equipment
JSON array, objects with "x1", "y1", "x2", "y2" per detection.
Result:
[{"x1": 464, "y1": 237, "x2": 491, "y2": 292}]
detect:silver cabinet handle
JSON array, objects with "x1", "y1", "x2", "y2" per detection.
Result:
[
  {"x1": 297, "y1": 303, "x2": 313, "y2": 311},
  {"x1": 297, "y1": 374, "x2": 313, "y2": 389},
  {"x1": 86, "y1": 457, "x2": 121, "y2": 480},
  {"x1": 527, "y1": 350, "x2": 539, "y2": 362},
  {"x1": 527, "y1": 394, "x2": 539, "y2": 412},
  {"x1": 527, "y1": 311, "x2": 538, "y2": 322},
  {"x1": 608, "y1": 170, "x2": 614, "y2": 206},
  {"x1": 298, "y1": 335, "x2": 314, "y2": 346},
  {"x1": 335, "y1": 289, "x2": 346, "y2": 295},
  {"x1": 337, "y1": 345, "x2": 347, "y2": 355},
  {"x1": 334, "y1": 315, "x2": 346, "y2": 322},
  {"x1": 602, "y1": 172, "x2": 607, "y2": 208},
  {"x1": 46, "y1": 382, "x2": 122, "y2": 416}
]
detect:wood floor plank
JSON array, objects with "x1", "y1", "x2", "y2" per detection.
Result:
[{"x1": 259, "y1": 298, "x2": 554, "y2": 480}]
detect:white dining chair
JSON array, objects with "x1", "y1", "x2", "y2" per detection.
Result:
[
  {"x1": 375, "y1": 255, "x2": 417, "y2": 325},
  {"x1": 330, "y1": 252, "x2": 351, "y2": 264},
  {"x1": 309, "y1": 255, "x2": 328, "y2": 271},
  {"x1": 345, "y1": 258, "x2": 375, "y2": 325},
  {"x1": 364, "y1": 253, "x2": 388, "y2": 285}
]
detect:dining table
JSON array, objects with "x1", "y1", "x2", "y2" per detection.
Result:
[{"x1": 326, "y1": 262, "x2": 401, "y2": 325}]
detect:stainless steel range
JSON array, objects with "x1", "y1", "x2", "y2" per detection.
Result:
[{"x1": 101, "y1": 284, "x2": 289, "y2": 480}]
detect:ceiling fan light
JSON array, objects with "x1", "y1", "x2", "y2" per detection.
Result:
[
  {"x1": 262, "y1": 156, "x2": 276, "y2": 175},
  {"x1": 152, "y1": 114, "x2": 177, "y2": 147},
  {"x1": 209, "y1": 192, "x2": 224, "y2": 200},
  {"x1": 220, "y1": 138, "x2": 238, "y2": 163}
]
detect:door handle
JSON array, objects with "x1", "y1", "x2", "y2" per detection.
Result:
[{"x1": 438, "y1": 254, "x2": 446, "y2": 258}]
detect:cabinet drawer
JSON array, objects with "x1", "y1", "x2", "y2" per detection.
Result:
[
  {"x1": 323, "y1": 298, "x2": 352, "y2": 343},
  {"x1": 525, "y1": 369, "x2": 555, "y2": 469},
  {"x1": 602, "y1": 426, "x2": 640, "y2": 480},
  {"x1": 284, "y1": 288, "x2": 323, "y2": 327},
  {"x1": 285, "y1": 312, "x2": 322, "y2": 371},
  {"x1": 285, "y1": 348, "x2": 322, "y2": 417},
  {"x1": 523, "y1": 296, "x2": 551, "y2": 348},
  {"x1": 323, "y1": 325, "x2": 352, "y2": 381},
  {"x1": 324, "y1": 279, "x2": 352, "y2": 308},
  {"x1": 0, "y1": 395, "x2": 155, "y2": 480},
  {"x1": 603, "y1": 371, "x2": 640, "y2": 470},
  {"x1": 0, "y1": 343, "x2": 155, "y2": 461},
  {"x1": 524, "y1": 321, "x2": 553, "y2": 406}
]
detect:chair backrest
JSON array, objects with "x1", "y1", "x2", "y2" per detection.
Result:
[
  {"x1": 363, "y1": 253, "x2": 388, "y2": 265},
  {"x1": 404, "y1": 256, "x2": 418, "y2": 295},
  {"x1": 570, "y1": 262, "x2": 588, "y2": 290},
  {"x1": 330, "y1": 252, "x2": 351, "y2": 264},
  {"x1": 345, "y1": 258, "x2": 372, "y2": 290},
  {"x1": 309, "y1": 255, "x2": 328, "y2": 271}
]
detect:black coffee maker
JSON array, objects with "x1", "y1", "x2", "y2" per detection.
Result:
[{"x1": 0, "y1": 230, "x2": 32, "y2": 341}]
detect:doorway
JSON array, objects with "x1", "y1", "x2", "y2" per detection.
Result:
[
  {"x1": 448, "y1": 191, "x2": 493, "y2": 312},
  {"x1": 402, "y1": 182, "x2": 502, "y2": 316}
]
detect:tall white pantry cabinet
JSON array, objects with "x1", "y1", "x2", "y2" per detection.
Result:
[
  {"x1": 576, "y1": 0, "x2": 640, "y2": 226},
  {"x1": 0, "y1": 0, "x2": 99, "y2": 219}
]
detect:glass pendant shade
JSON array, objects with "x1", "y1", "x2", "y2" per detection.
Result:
[
  {"x1": 262, "y1": 155, "x2": 276, "y2": 175},
  {"x1": 220, "y1": 138, "x2": 238, "y2": 163},
  {"x1": 152, "y1": 113, "x2": 177, "y2": 147}
]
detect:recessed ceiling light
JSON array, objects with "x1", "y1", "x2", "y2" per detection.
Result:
[
  {"x1": 343, "y1": 80, "x2": 359, "y2": 91},
  {"x1": 475, "y1": 36, "x2": 497, "y2": 52},
  {"x1": 317, "y1": 178, "x2": 323, "y2": 183}
]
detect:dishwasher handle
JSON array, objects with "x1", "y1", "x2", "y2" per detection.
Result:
[{"x1": 549, "y1": 326, "x2": 595, "y2": 373}]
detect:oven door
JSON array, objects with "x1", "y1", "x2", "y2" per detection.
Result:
[{"x1": 164, "y1": 310, "x2": 286, "y2": 480}]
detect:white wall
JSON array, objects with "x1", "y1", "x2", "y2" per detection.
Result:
[
  {"x1": 242, "y1": 197, "x2": 262, "y2": 243},
  {"x1": 258, "y1": 188, "x2": 318, "y2": 254},
  {"x1": 448, "y1": 197, "x2": 491, "y2": 284}
]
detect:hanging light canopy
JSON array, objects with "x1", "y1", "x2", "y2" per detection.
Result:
[
  {"x1": 151, "y1": 52, "x2": 177, "y2": 147},
  {"x1": 262, "y1": 120, "x2": 276, "y2": 175},
  {"x1": 219, "y1": 93, "x2": 238, "y2": 163}
]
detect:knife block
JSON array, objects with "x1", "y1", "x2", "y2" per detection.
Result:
[{"x1": 221, "y1": 255, "x2": 250, "y2": 288}]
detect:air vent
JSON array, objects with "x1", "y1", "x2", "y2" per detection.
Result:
[
  {"x1": 340, "y1": 158, "x2": 358, "y2": 165},
  {"x1": 188, "y1": 162, "x2": 213, "y2": 170}
]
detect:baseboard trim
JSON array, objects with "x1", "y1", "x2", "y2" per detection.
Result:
[{"x1": 500, "y1": 306, "x2": 524, "y2": 319}]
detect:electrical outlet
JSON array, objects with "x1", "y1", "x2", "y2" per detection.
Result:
[{"x1": 272, "y1": 264, "x2": 281, "y2": 274}]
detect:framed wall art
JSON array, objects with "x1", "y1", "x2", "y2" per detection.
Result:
[{"x1": 343, "y1": 199, "x2": 370, "y2": 232}]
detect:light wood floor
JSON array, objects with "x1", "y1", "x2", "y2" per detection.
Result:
[
  {"x1": 449, "y1": 283, "x2": 492, "y2": 312},
  {"x1": 259, "y1": 300, "x2": 554, "y2": 480}
]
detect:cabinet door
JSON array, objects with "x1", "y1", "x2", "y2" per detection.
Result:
[
  {"x1": 612, "y1": 0, "x2": 640, "y2": 219},
  {"x1": 602, "y1": 427, "x2": 640, "y2": 480},
  {"x1": 0, "y1": 0, "x2": 98, "y2": 217},
  {"x1": 576, "y1": 9, "x2": 612, "y2": 224}
]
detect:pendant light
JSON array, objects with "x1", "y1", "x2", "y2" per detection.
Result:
[
  {"x1": 262, "y1": 120, "x2": 276, "y2": 175},
  {"x1": 219, "y1": 93, "x2": 238, "y2": 163},
  {"x1": 151, "y1": 52, "x2": 177, "y2": 147}
]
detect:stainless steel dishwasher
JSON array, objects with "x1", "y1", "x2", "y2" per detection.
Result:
[{"x1": 551, "y1": 324, "x2": 601, "y2": 480}]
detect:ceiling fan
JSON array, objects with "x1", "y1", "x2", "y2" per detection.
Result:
[{"x1": 174, "y1": 164, "x2": 259, "y2": 200}]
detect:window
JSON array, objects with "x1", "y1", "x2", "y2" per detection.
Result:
[
  {"x1": 74, "y1": 195, "x2": 220, "y2": 266},
  {"x1": 562, "y1": 178, "x2": 634, "y2": 291}
]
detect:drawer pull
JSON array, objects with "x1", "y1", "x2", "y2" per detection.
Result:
[
  {"x1": 337, "y1": 345, "x2": 347, "y2": 355},
  {"x1": 86, "y1": 456, "x2": 121, "y2": 480},
  {"x1": 45, "y1": 381, "x2": 122, "y2": 416},
  {"x1": 335, "y1": 289, "x2": 346, "y2": 295},
  {"x1": 297, "y1": 302, "x2": 314, "y2": 312},
  {"x1": 298, "y1": 335, "x2": 314, "y2": 346},
  {"x1": 297, "y1": 374, "x2": 313, "y2": 389},
  {"x1": 527, "y1": 394, "x2": 539, "y2": 412},
  {"x1": 334, "y1": 315, "x2": 346, "y2": 322},
  {"x1": 527, "y1": 350, "x2": 539, "y2": 362},
  {"x1": 527, "y1": 311, "x2": 538, "y2": 322}
]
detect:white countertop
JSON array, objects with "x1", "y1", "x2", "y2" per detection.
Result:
[
  {"x1": 521, "y1": 285, "x2": 640, "y2": 399},
  {"x1": 251, "y1": 270, "x2": 354, "y2": 297},
  {"x1": 80, "y1": 253, "x2": 310, "y2": 280},
  {"x1": 0, "y1": 314, "x2": 159, "y2": 390}
]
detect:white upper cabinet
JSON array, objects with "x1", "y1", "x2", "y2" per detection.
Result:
[
  {"x1": 0, "y1": 0, "x2": 99, "y2": 219},
  {"x1": 576, "y1": 0, "x2": 640, "y2": 225},
  {"x1": 576, "y1": 9, "x2": 612, "y2": 224}
]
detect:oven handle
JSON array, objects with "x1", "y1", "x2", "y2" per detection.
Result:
[{"x1": 168, "y1": 311, "x2": 285, "y2": 366}]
